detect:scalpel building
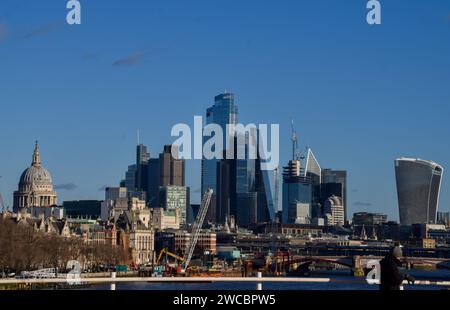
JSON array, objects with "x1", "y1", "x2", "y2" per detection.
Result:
[{"x1": 395, "y1": 158, "x2": 444, "y2": 226}]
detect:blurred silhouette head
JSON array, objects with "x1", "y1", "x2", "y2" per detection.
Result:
[{"x1": 391, "y1": 246, "x2": 403, "y2": 258}]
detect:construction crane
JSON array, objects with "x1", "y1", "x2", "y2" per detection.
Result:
[
  {"x1": 291, "y1": 120, "x2": 307, "y2": 177},
  {"x1": 182, "y1": 188, "x2": 213, "y2": 272},
  {"x1": 291, "y1": 119, "x2": 298, "y2": 161},
  {"x1": 156, "y1": 248, "x2": 185, "y2": 266}
]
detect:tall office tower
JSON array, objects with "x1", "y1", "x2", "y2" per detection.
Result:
[
  {"x1": 254, "y1": 158, "x2": 274, "y2": 224},
  {"x1": 282, "y1": 160, "x2": 313, "y2": 224},
  {"x1": 216, "y1": 157, "x2": 236, "y2": 223},
  {"x1": 159, "y1": 185, "x2": 189, "y2": 226},
  {"x1": 144, "y1": 145, "x2": 187, "y2": 209},
  {"x1": 121, "y1": 144, "x2": 150, "y2": 202},
  {"x1": 216, "y1": 135, "x2": 254, "y2": 225},
  {"x1": 321, "y1": 169, "x2": 347, "y2": 220},
  {"x1": 235, "y1": 133, "x2": 258, "y2": 226},
  {"x1": 254, "y1": 131, "x2": 278, "y2": 224},
  {"x1": 136, "y1": 144, "x2": 150, "y2": 192},
  {"x1": 395, "y1": 158, "x2": 444, "y2": 225},
  {"x1": 141, "y1": 145, "x2": 184, "y2": 208},
  {"x1": 202, "y1": 92, "x2": 238, "y2": 222},
  {"x1": 159, "y1": 145, "x2": 185, "y2": 187},
  {"x1": 124, "y1": 164, "x2": 137, "y2": 194},
  {"x1": 303, "y1": 148, "x2": 322, "y2": 216},
  {"x1": 216, "y1": 133, "x2": 273, "y2": 227}
]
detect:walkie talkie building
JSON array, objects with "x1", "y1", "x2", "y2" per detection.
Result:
[{"x1": 395, "y1": 158, "x2": 444, "y2": 226}]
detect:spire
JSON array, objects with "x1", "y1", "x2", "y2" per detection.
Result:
[
  {"x1": 32, "y1": 141, "x2": 41, "y2": 167},
  {"x1": 371, "y1": 226, "x2": 378, "y2": 241},
  {"x1": 360, "y1": 224, "x2": 367, "y2": 240}
]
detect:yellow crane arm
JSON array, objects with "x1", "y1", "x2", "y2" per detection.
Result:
[
  {"x1": 156, "y1": 249, "x2": 166, "y2": 265},
  {"x1": 166, "y1": 252, "x2": 185, "y2": 262},
  {"x1": 156, "y1": 248, "x2": 185, "y2": 265}
]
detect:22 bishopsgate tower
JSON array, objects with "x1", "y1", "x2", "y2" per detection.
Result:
[{"x1": 201, "y1": 92, "x2": 238, "y2": 222}]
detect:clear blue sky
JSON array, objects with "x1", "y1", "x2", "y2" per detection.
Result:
[{"x1": 0, "y1": 0, "x2": 449, "y2": 220}]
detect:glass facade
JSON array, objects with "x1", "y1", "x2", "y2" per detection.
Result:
[
  {"x1": 304, "y1": 148, "x2": 321, "y2": 185},
  {"x1": 215, "y1": 132, "x2": 274, "y2": 226},
  {"x1": 201, "y1": 92, "x2": 238, "y2": 222},
  {"x1": 159, "y1": 186, "x2": 189, "y2": 225},
  {"x1": 236, "y1": 192, "x2": 258, "y2": 226},
  {"x1": 125, "y1": 164, "x2": 137, "y2": 194},
  {"x1": 236, "y1": 138, "x2": 256, "y2": 194},
  {"x1": 321, "y1": 169, "x2": 347, "y2": 220},
  {"x1": 282, "y1": 159, "x2": 313, "y2": 224},
  {"x1": 395, "y1": 158, "x2": 444, "y2": 225},
  {"x1": 283, "y1": 181, "x2": 312, "y2": 224},
  {"x1": 136, "y1": 144, "x2": 150, "y2": 193}
]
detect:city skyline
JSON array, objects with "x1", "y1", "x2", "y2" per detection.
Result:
[
  {"x1": 1, "y1": 109, "x2": 447, "y2": 222},
  {"x1": 1, "y1": 1, "x2": 450, "y2": 221}
]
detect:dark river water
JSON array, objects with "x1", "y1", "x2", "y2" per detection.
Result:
[{"x1": 84, "y1": 269, "x2": 450, "y2": 290}]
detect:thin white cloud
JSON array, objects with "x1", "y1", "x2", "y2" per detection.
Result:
[
  {"x1": 22, "y1": 22, "x2": 63, "y2": 39},
  {"x1": 54, "y1": 183, "x2": 77, "y2": 191},
  {"x1": 353, "y1": 201, "x2": 373, "y2": 207},
  {"x1": 113, "y1": 50, "x2": 152, "y2": 67}
]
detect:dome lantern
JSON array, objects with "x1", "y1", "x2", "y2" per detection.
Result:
[{"x1": 32, "y1": 141, "x2": 41, "y2": 167}]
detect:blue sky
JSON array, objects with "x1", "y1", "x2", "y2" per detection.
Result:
[{"x1": 0, "y1": 0, "x2": 449, "y2": 220}]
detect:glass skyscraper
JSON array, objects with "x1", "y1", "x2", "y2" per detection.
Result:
[
  {"x1": 282, "y1": 160, "x2": 313, "y2": 224},
  {"x1": 214, "y1": 123, "x2": 275, "y2": 226},
  {"x1": 124, "y1": 164, "x2": 137, "y2": 194},
  {"x1": 216, "y1": 134, "x2": 257, "y2": 225},
  {"x1": 395, "y1": 158, "x2": 444, "y2": 225},
  {"x1": 136, "y1": 144, "x2": 150, "y2": 194},
  {"x1": 201, "y1": 92, "x2": 238, "y2": 222},
  {"x1": 321, "y1": 169, "x2": 347, "y2": 220}
]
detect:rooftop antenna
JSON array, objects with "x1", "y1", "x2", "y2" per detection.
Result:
[{"x1": 137, "y1": 129, "x2": 140, "y2": 145}]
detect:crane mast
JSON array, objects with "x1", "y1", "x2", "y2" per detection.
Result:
[
  {"x1": 183, "y1": 188, "x2": 213, "y2": 271},
  {"x1": 291, "y1": 119, "x2": 301, "y2": 161}
]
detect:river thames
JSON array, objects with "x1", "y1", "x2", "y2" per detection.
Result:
[{"x1": 83, "y1": 269, "x2": 450, "y2": 290}]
